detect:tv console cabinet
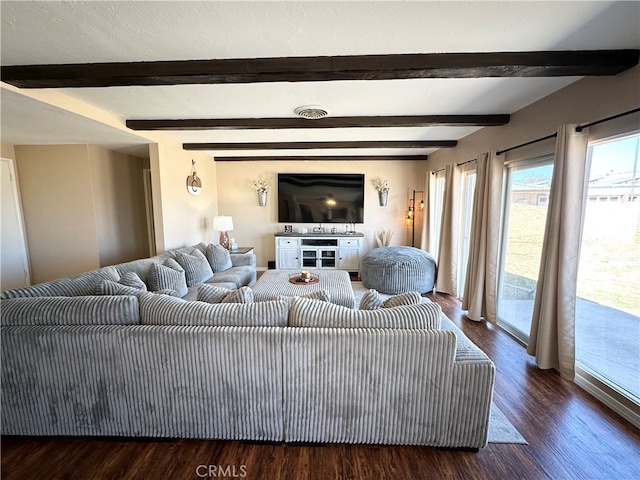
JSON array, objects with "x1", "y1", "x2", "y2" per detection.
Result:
[{"x1": 274, "y1": 233, "x2": 364, "y2": 273}]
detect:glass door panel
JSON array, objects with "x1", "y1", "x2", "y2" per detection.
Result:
[
  {"x1": 321, "y1": 250, "x2": 336, "y2": 268},
  {"x1": 576, "y1": 134, "x2": 640, "y2": 402},
  {"x1": 457, "y1": 169, "x2": 476, "y2": 297},
  {"x1": 497, "y1": 159, "x2": 553, "y2": 340},
  {"x1": 302, "y1": 250, "x2": 318, "y2": 268}
]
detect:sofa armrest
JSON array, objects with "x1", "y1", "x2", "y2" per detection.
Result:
[{"x1": 231, "y1": 253, "x2": 256, "y2": 268}]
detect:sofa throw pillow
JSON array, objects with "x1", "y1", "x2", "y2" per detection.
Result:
[
  {"x1": 118, "y1": 271, "x2": 147, "y2": 290},
  {"x1": 289, "y1": 297, "x2": 442, "y2": 329},
  {"x1": 197, "y1": 284, "x2": 234, "y2": 303},
  {"x1": 382, "y1": 291, "x2": 423, "y2": 308},
  {"x1": 276, "y1": 289, "x2": 331, "y2": 306},
  {"x1": 206, "y1": 244, "x2": 233, "y2": 272},
  {"x1": 192, "y1": 242, "x2": 208, "y2": 255},
  {"x1": 96, "y1": 279, "x2": 150, "y2": 298},
  {"x1": 359, "y1": 289, "x2": 383, "y2": 310},
  {"x1": 153, "y1": 288, "x2": 180, "y2": 296},
  {"x1": 140, "y1": 293, "x2": 288, "y2": 327},
  {"x1": 175, "y1": 248, "x2": 214, "y2": 287},
  {"x1": 147, "y1": 259, "x2": 188, "y2": 297},
  {"x1": 0, "y1": 295, "x2": 140, "y2": 326},
  {"x1": 220, "y1": 286, "x2": 254, "y2": 303}
]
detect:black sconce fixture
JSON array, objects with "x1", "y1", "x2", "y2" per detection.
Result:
[{"x1": 407, "y1": 189, "x2": 424, "y2": 247}]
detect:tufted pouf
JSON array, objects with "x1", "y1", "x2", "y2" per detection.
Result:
[{"x1": 361, "y1": 246, "x2": 436, "y2": 294}]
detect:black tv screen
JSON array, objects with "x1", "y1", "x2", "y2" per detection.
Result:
[{"x1": 278, "y1": 173, "x2": 364, "y2": 224}]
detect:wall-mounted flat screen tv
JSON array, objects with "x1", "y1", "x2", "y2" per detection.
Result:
[{"x1": 278, "y1": 173, "x2": 365, "y2": 224}]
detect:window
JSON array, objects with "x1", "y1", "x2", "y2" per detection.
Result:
[
  {"x1": 429, "y1": 171, "x2": 446, "y2": 259},
  {"x1": 497, "y1": 157, "x2": 554, "y2": 341},
  {"x1": 575, "y1": 133, "x2": 640, "y2": 405},
  {"x1": 457, "y1": 166, "x2": 477, "y2": 296}
]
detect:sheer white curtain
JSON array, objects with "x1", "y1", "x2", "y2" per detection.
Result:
[
  {"x1": 435, "y1": 164, "x2": 460, "y2": 295},
  {"x1": 419, "y1": 171, "x2": 432, "y2": 253},
  {"x1": 527, "y1": 125, "x2": 590, "y2": 380},
  {"x1": 462, "y1": 152, "x2": 502, "y2": 323}
]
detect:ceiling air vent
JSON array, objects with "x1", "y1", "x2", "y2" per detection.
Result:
[{"x1": 294, "y1": 105, "x2": 329, "y2": 120}]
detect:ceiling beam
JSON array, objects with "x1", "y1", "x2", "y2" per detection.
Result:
[
  {"x1": 212, "y1": 155, "x2": 429, "y2": 162},
  {"x1": 3, "y1": 50, "x2": 638, "y2": 88},
  {"x1": 183, "y1": 140, "x2": 456, "y2": 150},
  {"x1": 127, "y1": 114, "x2": 510, "y2": 130}
]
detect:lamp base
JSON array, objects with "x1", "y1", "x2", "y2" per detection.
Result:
[{"x1": 219, "y1": 231, "x2": 230, "y2": 250}]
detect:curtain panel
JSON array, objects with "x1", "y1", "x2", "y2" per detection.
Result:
[
  {"x1": 527, "y1": 125, "x2": 590, "y2": 380},
  {"x1": 419, "y1": 171, "x2": 432, "y2": 254},
  {"x1": 461, "y1": 152, "x2": 502, "y2": 323},
  {"x1": 435, "y1": 164, "x2": 460, "y2": 296}
]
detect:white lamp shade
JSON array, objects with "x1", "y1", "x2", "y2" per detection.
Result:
[{"x1": 213, "y1": 216, "x2": 234, "y2": 231}]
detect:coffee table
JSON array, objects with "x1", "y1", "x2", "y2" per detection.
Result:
[{"x1": 252, "y1": 270, "x2": 355, "y2": 308}]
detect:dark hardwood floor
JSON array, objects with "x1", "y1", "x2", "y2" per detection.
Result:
[{"x1": 2, "y1": 292, "x2": 639, "y2": 480}]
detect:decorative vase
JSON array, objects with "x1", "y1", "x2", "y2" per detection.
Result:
[
  {"x1": 378, "y1": 191, "x2": 388, "y2": 207},
  {"x1": 258, "y1": 191, "x2": 267, "y2": 207}
]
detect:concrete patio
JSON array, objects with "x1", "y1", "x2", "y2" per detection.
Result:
[{"x1": 499, "y1": 298, "x2": 640, "y2": 400}]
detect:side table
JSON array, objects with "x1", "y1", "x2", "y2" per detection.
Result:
[{"x1": 230, "y1": 247, "x2": 254, "y2": 255}]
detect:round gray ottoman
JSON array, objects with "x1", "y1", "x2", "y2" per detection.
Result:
[{"x1": 361, "y1": 246, "x2": 436, "y2": 294}]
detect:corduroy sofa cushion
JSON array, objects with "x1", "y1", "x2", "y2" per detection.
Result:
[
  {"x1": 289, "y1": 296, "x2": 442, "y2": 329},
  {"x1": 118, "y1": 272, "x2": 148, "y2": 290},
  {"x1": 147, "y1": 259, "x2": 188, "y2": 297},
  {"x1": 0, "y1": 266, "x2": 120, "y2": 299},
  {"x1": 0, "y1": 295, "x2": 140, "y2": 326},
  {"x1": 139, "y1": 293, "x2": 289, "y2": 327},
  {"x1": 174, "y1": 248, "x2": 214, "y2": 287},
  {"x1": 382, "y1": 291, "x2": 423, "y2": 308},
  {"x1": 206, "y1": 244, "x2": 233, "y2": 272},
  {"x1": 96, "y1": 280, "x2": 151, "y2": 298},
  {"x1": 197, "y1": 284, "x2": 234, "y2": 303},
  {"x1": 276, "y1": 289, "x2": 332, "y2": 306}
]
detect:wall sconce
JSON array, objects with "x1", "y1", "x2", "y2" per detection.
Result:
[
  {"x1": 407, "y1": 190, "x2": 424, "y2": 247},
  {"x1": 253, "y1": 180, "x2": 269, "y2": 207},
  {"x1": 213, "y1": 216, "x2": 234, "y2": 249}
]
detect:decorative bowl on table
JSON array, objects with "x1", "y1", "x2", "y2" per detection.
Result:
[{"x1": 289, "y1": 272, "x2": 319, "y2": 284}]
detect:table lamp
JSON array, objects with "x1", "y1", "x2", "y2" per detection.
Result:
[{"x1": 213, "y1": 216, "x2": 234, "y2": 250}]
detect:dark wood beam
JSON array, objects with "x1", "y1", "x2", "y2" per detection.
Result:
[
  {"x1": 127, "y1": 115, "x2": 510, "y2": 130},
  {"x1": 3, "y1": 50, "x2": 638, "y2": 88},
  {"x1": 212, "y1": 155, "x2": 429, "y2": 162},
  {"x1": 183, "y1": 140, "x2": 456, "y2": 150}
]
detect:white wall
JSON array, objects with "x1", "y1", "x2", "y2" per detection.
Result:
[
  {"x1": 427, "y1": 66, "x2": 640, "y2": 170},
  {"x1": 215, "y1": 160, "x2": 426, "y2": 268},
  {"x1": 87, "y1": 145, "x2": 150, "y2": 266},
  {"x1": 14, "y1": 145, "x2": 101, "y2": 283},
  {"x1": 150, "y1": 142, "x2": 218, "y2": 252}
]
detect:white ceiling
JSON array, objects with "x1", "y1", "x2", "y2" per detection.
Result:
[{"x1": 1, "y1": 1, "x2": 639, "y2": 159}]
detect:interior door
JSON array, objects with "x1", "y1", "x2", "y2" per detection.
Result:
[{"x1": 1, "y1": 158, "x2": 30, "y2": 290}]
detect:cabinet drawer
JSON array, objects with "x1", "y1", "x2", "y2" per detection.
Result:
[
  {"x1": 278, "y1": 238, "x2": 299, "y2": 247},
  {"x1": 339, "y1": 239, "x2": 360, "y2": 247}
]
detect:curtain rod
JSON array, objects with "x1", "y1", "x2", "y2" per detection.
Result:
[
  {"x1": 575, "y1": 107, "x2": 640, "y2": 132},
  {"x1": 496, "y1": 132, "x2": 557, "y2": 156},
  {"x1": 497, "y1": 107, "x2": 640, "y2": 156},
  {"x1": 457, "y1": 158, "x2": 476, "y2": 167},
  {"x1": 431, "y1": 158, "x2": 476, "y2": 174}
]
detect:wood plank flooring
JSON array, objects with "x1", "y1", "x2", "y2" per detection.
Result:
[{"x1": 2, "y1": 292, "x2": 639, "y2": 480}]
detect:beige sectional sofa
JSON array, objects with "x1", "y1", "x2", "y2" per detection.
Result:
[{"x1": 0, "y1": 246, "x2": 495, "y2": 449}]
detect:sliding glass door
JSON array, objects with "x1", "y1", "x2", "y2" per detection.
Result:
[
  {"x1": 575, "y1": 133, "x2": 640, "y2": 404},
  {"x1": 457, "y1": 167, "x2": 476, "y2": 297},
  {"x1": 497, "y1": 157, "x2": 553, "y2": 341}
]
